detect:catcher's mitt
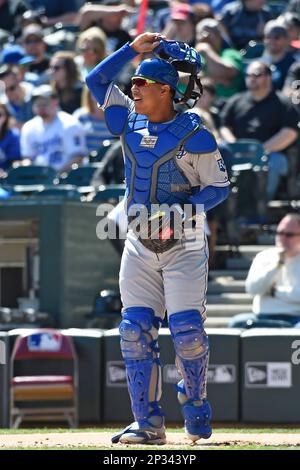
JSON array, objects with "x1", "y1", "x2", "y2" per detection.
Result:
[{"x1": 128, "y1": 204, "x2": 186, "y2": 254}]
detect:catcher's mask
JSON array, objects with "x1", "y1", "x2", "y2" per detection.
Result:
[{"x1": 153, "y1": 39, "x2": 203, "y2": 107}]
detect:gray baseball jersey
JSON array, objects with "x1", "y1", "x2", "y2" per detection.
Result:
[{"x1": 102, "y1": 84, "x2": 230, "y2": 320}]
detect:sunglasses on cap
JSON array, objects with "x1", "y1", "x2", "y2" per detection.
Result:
[{"x1": 131, "y1": 77, "x2": 159, "y2": 87}]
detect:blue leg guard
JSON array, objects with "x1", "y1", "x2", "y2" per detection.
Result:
[
  {"x1": 119, "y1": 307, "x2": 163, "y2": 423},
  {"x1": 169, "y1": 310, "x2": 212, "y2": 441},
  {"x1": 177, "y1": 379, "x2": 212, "y2": 441},
  {"x1": 169, "y1": 310, "x2": 209, "y2": 400}
]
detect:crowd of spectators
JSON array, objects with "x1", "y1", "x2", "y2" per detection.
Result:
[{"x1": 0, "y1": 0, "x2": 299, "y2": 196}]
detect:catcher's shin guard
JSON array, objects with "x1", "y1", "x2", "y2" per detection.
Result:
[
  {"x1": 177, "y1": 379, "x2": 212, "y2": 441},
  {"x1": 119, "y1": 307, "x2": 163, "y2": 422},
  {"x1": 169, "y1": 310, "x2": 209, "y2": 401},
  {"x1": 169, "y1": 310, "x2": 211, "y2": 441}
]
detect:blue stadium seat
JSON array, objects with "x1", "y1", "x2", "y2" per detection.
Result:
[
  {"x1": 3, "y1": 166, "x2": 58, "y2": 195},
  {"x1": 32, "y1": 185, "x2": 82, "y2": 200},
  {"x1": 5, "y1": 166, "x2": 57, "y2": 186},
  {"x1": 60, "y1": 165, "x2": 102, "y2": 186},
  {"x1": 227, "y1": 139, "x2": 267, "y2": 170}
]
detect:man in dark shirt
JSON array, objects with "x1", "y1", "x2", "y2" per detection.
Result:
[
  {"x1": 21, "y1": 24, "x2": 49, "y2": 75},
  {"x1": 0, "y1": 0, "x2": 29, "y2": 37},
  {"x1": 220, "y1": 0, "x2": 272, "y2": 50},
  {"x1": 262, "y1": 21, "x2": 297, "y2": 90},
  {"x1": 220, "y1": 60, "x2": 299, "y2": 199},
  {"x1": 26, "y1": 0, "x2": 77, "y2": 26}
]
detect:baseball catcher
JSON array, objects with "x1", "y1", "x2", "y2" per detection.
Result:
[{"x1": 86, "y1": 32, "x2": 230, "y2": 444}]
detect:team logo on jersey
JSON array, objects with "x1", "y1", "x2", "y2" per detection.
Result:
[
  {"x1": 140, "y1": 136, "x2": 158, "y2": 148},
  {"x1": 217, "y1": 158, "x2": 226, "y2": 172}
]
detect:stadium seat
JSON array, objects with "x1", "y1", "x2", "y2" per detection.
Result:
[
  {"x1": 32, "y1": 185, "x2": 82, "y2": 200},
  {"x1": 10, "y1": 329, "x2": 78, "y2": 428},
  {"x1": 5, "y1": 166, "x2": 57, "y2": 186},
  {"x1": 225, "y1": 140, "x2": 268, "y2": 241},
  {"x1": 227, "y1": 139, "x2": 267, "y2": 170},
  {"x1": 3, "y1": 166, "x2": 57, "y2": 195},
  {"x1": 60, "y1": 165, "x2": 103, "y2": 193},
  {"x1": 88, "y1": 140, "x2": 113, "y2": 163}
]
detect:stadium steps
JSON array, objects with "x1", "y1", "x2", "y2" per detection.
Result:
[
  {"x1": 206, "y1": 304, "x2": 251, "y2": 316},
  {"x1": 207, "y1": 293, "x2": 252, "y2": 305},
  {"x1": 208, "y1": 269, "x2": 248, "y2": 280},
  {"x1": 216, "y1": 244, "x2": 271, "y2": 259},
  {"x1": 207, "y1": 279, "x2": 245, "y2": 294},
  {"x1": 204, "y1": 317, "x2": 233, "y2": 328}
]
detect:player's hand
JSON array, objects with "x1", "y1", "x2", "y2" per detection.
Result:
[{"x1": 130, "y1": 32, "x2": 166, "y2": 54}]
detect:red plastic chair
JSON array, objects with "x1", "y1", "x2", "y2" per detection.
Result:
[{"x1": 10, "y1": 329, "x2": 78, "y2": 428}]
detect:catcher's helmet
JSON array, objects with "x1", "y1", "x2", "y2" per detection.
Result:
[{"x1": 133, "y1": 58, "x2": 179, "y2": 90}]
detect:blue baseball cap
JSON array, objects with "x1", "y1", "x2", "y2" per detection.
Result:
[
  {"x1": 133, "y1": 58, "x2": 179, "y2": 90},
  {"x1": 0, "y1": 45, "x2": 34, "y2": 66}
]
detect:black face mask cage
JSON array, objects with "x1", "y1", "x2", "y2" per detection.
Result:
[
  {"x1": 171, "y1": 60, "x2": 203, "y2": 108},
  {"x1": 154, "y1": 45, "x2": 203, "y2": 108}
]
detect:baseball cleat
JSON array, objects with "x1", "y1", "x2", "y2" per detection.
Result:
[{"x1": 111, "y1": 420, "x2": 167, "y2": 445}]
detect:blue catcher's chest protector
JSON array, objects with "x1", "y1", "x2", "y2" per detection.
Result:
[{"x1": 121, "y1": 111, "x2": 204, "y2": 211}]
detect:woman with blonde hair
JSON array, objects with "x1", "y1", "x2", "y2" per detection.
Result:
[
  {"x1": 50, "y1": 51, "x2": 83, "y2": 114},
  {"x1": 0, "y1": 102, "x2": 21, "y2": 174},
  {"x1": 76, "y1": 27, "x2": 107, "y2": 79}
]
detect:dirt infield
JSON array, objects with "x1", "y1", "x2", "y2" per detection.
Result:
[{"x1": 0, "y1": 432, "x2": 300, "y2": 448}]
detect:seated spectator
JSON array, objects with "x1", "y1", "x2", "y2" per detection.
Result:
[
  {"x1": 190, "y1": 0, "x2": 233, "y2": 16},
  {"x1": 21, "y1": 24, "x2": 50, "y2": 78},
  {"x1": 278, "y1": 12, "x2": 300, "y2": 45},
  {"x1": 73, "y1": 86, "x2": 115, "y2": 154},
  {"x1": 26, "y1": 0, "x2": 77, "y2": 27},
  {"x1": 195, "y1": 18, "x2": 244, "y2": 98},
  {"x1": 162, "y1": 2, "x2": 196, "y2": 46},
  {"x1": 77, "y1": 1, "x2": 132, "y2": 54},
  {"x1": 262, "y1": 21, "x2": 298, "y2": 90},
  {"x1": 0, "y1": 102, "x2": 21, "y2": 174},
  {"x1": 0, "y1": 44, "x2": 39, "y2": 86},
  {"x1": 20, "y1": 85, "x2": 87, "y2": 173},
  {"x1": 0, "y1": 0, "x2": 28, "y2": 38},
  {"x1": 0, "y1": 65, "x2": 34, "y2": 127},
  {"x1": 229, "y1": 213, "x2": 300, "y2": 328},
  {"x1": 76, "y1": 27, "x2": 107, "y2": 80},
  {"x1": 220, "y1": 61, "x2": 299, "y2": 200},
  {"x1": 220, "y1": 0, "x2": 272, "y2": 50},
  {"x1": 0, "y1": 45, "x2": 33, "y2": 68},
  {"x1": 50, "y1": 51, "x2": 83, "y2": 114}
]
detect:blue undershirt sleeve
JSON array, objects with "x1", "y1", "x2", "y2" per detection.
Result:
[{"x1": 189, "y1": 185, "x2": 230, "y2": 212}]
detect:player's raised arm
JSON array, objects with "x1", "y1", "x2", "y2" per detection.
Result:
[{"x1": 85, "y1": 33, "x2": 164, "y2": 107}]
